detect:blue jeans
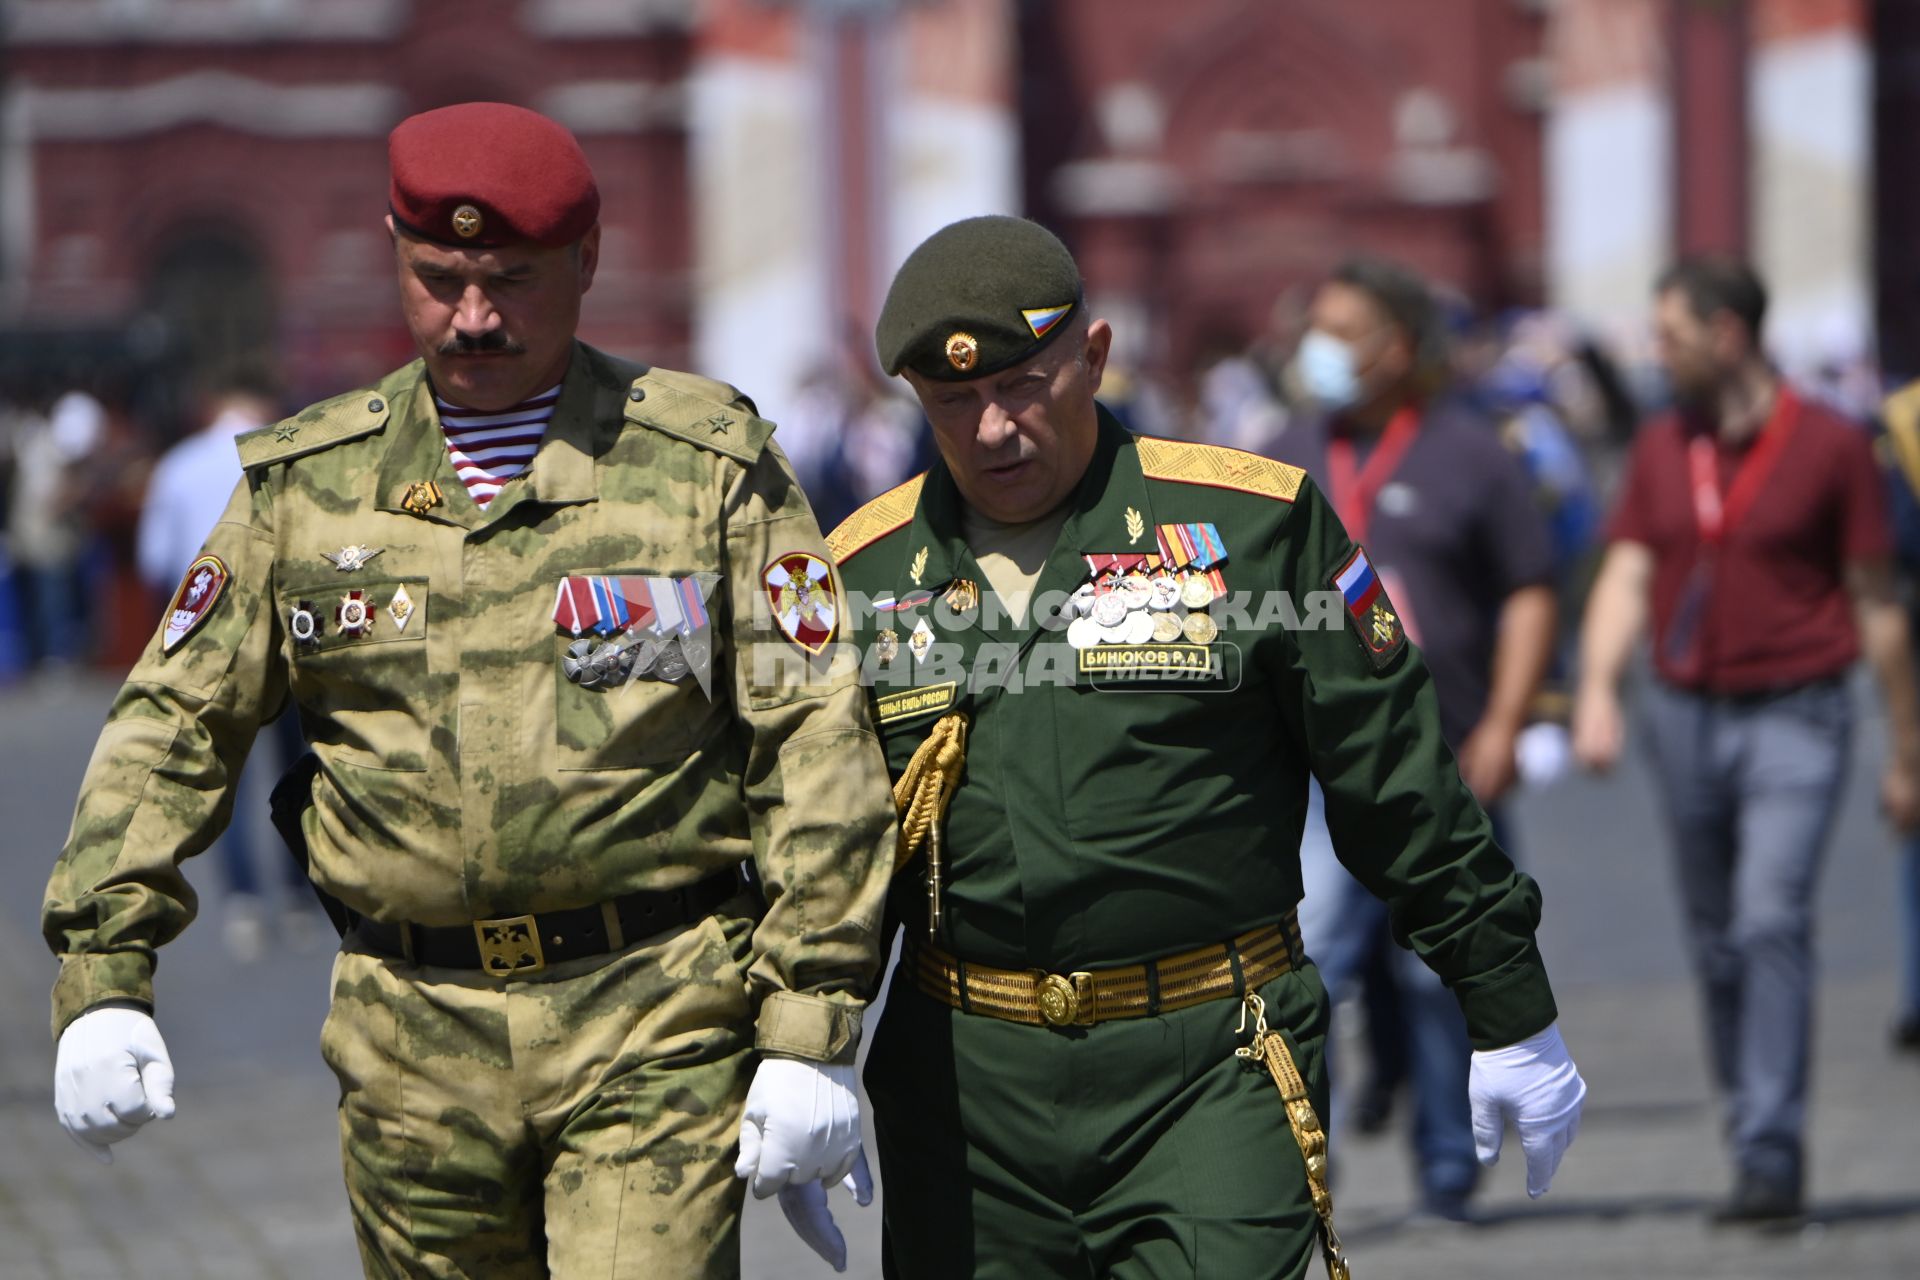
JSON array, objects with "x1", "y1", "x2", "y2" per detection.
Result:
[
  {"x1": 1642, "y1": 678, "x2": 1851, "y2": 1192},
  {"x1": 1297, "y1": 782, "x2": 1480, "y2": 1202}
]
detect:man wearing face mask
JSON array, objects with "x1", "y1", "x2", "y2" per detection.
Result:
[
  {"x1": 777, "y1": 217, "x2": 1587, "y2": 1280},
  {"x1": 1575, "y1": 257, "x2": 1920, "y2": 1222},
  {"x1": 1273, "y1": 258, "x2": 1560, "y2": 1220}
]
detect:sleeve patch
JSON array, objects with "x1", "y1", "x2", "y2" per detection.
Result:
[
  {"x1": 1331, "y1": 548, "x2": 1406, "y2": 671},
  {"x1": 161, "y1": 555, "x2": 229, "y2": 653}
]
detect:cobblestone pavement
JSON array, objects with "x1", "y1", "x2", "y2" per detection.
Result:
[{"x1": 4, "y1": 671, "x2": 1915, "y2": 1278}]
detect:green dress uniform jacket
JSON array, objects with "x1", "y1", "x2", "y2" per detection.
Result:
[
  {"x1": 43, "y1": 341, "x2": 896, "y2": 1062},
  {"x1": 830, "y1": 410, "x2": 1557, "y2": 1279}
]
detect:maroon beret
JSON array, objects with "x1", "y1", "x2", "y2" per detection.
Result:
[{"x1": 388, "y1": 102, "x2": 600, "y2": 249}]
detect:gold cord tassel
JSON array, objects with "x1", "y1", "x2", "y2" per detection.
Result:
[
  {"x1": 891, "y1": 712, "x2": 970, "y2": 934},
  {"x1": 1236, "y1": 993, "x2": 1351, "y2": 1280}
]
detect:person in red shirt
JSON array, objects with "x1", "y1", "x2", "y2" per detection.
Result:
[{"x1": 1574, "y1": 257, "x2": 1920, "y2": 1223}]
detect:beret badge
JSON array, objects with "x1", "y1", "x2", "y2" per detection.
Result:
[
  {"x1": 945, "y1": 332, "x2": 979, "y2": 373},
  {"x1": 451, "y1": 204, "x2": 484, "y2": 239}
]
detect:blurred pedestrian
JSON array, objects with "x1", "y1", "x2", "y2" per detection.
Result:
[
  {"x1": 6, "y1": 389, "x2": 101, "y2": 666},
  {"x1": 1574, "y1": 257, "x2": 1920, "y2": 1222},
  {"x1": 1275, "y1": 257, "x2": 1560, "y2": 1220},
  {"x1": 1872, "y1": 375, "x2": 1920, "y2": 1055},
  {"x1": 136, "y1": 372, "x2": 312, "y2": 959}
]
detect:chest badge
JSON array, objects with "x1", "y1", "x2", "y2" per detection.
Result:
[
  {"x1": 321, "y1": 544, "x2": 385, "y2": 573},
  {"x1": 401, "y1": 480, "x2": 443, "y2": 516},
  {"x1": 386, "y1": 584, "x2": 417, "y2": 633},
  {"x1": 336, "y1": 590, "x2": 374, "y2": 639},
  {"x1": 290, "y1": 600, "x2": 323, "y2": 648},
  {"x1": 763, "y1": 552, "x2": 839, "y2": 655},
  {"x1": 161, "y1": 555, "x2": 229, "y2": 653}
]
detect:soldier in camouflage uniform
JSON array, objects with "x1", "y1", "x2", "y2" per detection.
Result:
[{"x1": 43, "y1": 103, "x2": 894, "y2": 1278}]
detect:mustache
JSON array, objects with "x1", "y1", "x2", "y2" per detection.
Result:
[{"x1": 438, "y1": 331, "x2": 526, "y2": 356}]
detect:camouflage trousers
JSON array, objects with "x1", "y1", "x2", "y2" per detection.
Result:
[{"x1": 319, "y1": 904, "x2": 759, "y2": 1279}]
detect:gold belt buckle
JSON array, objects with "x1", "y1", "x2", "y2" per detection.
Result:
[
  {"x1": 475, "y1": 914, "x2": 546, "y2": 977},
  {"x1": 1036, "y1": 971, "x2": 1096, "y2": 1026}
]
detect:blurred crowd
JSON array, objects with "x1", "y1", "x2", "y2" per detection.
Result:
[{"x1": 0, "y1": 290, "x2": 1874, "y2": 689}]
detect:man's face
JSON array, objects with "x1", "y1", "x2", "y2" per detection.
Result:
[
  {"x1": 389, "y1": 217, "x2": 599, "y2": 412},
  {"x1": 905, "y1": 318, "x2": 1112, "y2": 524},
  {"x1": 1653, "y1": 287, "x2": 1728, "y2": 407}
]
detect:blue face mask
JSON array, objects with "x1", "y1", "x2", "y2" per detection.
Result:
[{"x1": 1293, "y1": 329, "x2": 1363, "y2": 412}]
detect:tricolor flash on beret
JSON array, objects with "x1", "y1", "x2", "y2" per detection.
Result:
[
  {"x1": 876, "y1": 215, "x2": 1084, "y2": 382},
  {"x1": 388, "y1": 102, "x2": 600, "y2": 249}
]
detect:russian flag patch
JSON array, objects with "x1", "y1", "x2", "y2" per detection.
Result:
[
  {"x1": 1332, "y1": 548, "x2": 1405, "y2": 670},
  {"x1": 1022, "y1": 302, "x2": 1075, "y2": 341}
]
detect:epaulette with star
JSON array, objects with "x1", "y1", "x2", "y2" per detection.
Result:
[
  {"x1": 624, "y1": 367, "x2": 774, "y2": 466},
  {"x1": 237, "y1": 385, "x2": 394, "y2": 471}
]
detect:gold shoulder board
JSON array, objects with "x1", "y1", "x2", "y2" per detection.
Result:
[
  {"x1": 1135, "y1": 436, "x2": 1303, "y2": 503},
  {"x1": 828, "y1": 473, "x2": 926, "y2": 564}
]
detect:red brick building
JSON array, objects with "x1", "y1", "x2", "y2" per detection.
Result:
[
  {"x1": 1016, "y1": 0, "x2": 1551, "y2": 381},
  {"x1": 1, "y1": 0, "x2": 695, "y2": 423}
]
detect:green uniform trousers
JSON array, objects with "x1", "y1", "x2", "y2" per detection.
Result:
[
  {"x1": 866, "y1": 959, "x2": 1333, "y2": 1280},
  {"x1": 320, "y1": 901, "x2": 761, "y2": 1279}
]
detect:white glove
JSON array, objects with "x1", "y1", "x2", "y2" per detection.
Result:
[
  {"x1": 1469, "y1": 1020, "x2": 1585, "y2": 1198},
  {"x1": 734, "y1": 1057, "x2": 863, "y2": 1199},
  {"x1": 775, "y1": 1149, "x2": 875, "y2": 1273},
  {"x1": 54, "y1": 1004, "x2": 176, "y2": 1164}
]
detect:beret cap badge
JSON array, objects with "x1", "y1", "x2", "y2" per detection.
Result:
[
  {"x1": 945, "y1": 332, "x2": 980, "y2": 373},
  {"x1": 451, "y1": 204, "x2": 484, "y2": 239}
]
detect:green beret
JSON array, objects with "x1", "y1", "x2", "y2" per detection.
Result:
[{"x1": 876, "y1": 215, "x2": 1084, "y2": 382}]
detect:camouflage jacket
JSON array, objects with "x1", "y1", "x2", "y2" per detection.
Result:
[{"x1": 43, "y1": 343, "x2": 896, "y2": 1062}]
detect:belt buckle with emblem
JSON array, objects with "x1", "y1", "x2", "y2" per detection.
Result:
[
  {"x1": 474, "y1": 914, "x2": 546, "y2": 976},
  {"x1": 1036, "y1": 970, "x2": 1096, "y2": 1027}
]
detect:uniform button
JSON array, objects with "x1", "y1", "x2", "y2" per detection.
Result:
[
  {"x1": 367, "y1": 398, "x2": 385, "y2": 413},
  {"x1": 628, "y1": 386, "x2": 646, "y2": 403}
]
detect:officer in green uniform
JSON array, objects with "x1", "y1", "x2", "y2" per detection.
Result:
[
  {"x1": 779, "y1": 216, "x2": 1587, "y2": 1279},
  {"x1": 42, "y1": 103, "x2": 895, "y2": 1279}
]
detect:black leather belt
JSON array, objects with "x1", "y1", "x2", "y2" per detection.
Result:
[{"x1": 346, "y1": 869, "x2": 744, "y2": 977}]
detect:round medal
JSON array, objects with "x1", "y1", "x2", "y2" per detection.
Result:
[
  {"x1": 1180, "y1": 575, "x2": 1215, "y2": 610},
  {"x1": 1121, "y1": 573, "x2": 1154, "y2": 609},
  {"x1": 876, "y1": 628, "x2": 900, "y2": 665},
  {"x1": 1182, "y1": 612, "x2": 1219, "y2": 644},
  {"x1": 1149, "y1": 574, "x2": 1181, "y2": 612},
  {"x1": 1151, "y1": 612, "x2": 1183, "y2": 644},
  {"x1": 1092, "y1": 591, "x2": 1130, "y2": 628},
  {"x1": 625, "y1": 637, "x2": 660, "y2": 678},
  {"x1": 1067, "y1": 617, "x2": 1101, "y2": 650},
  {"x1": 1124, "y1": 610, "x2": 1155, "y2": 645},
  {"x1": 1071, "y1": 582, "x2": 1097, "y2": 618}
]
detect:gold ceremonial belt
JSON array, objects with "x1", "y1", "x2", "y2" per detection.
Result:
[{"x1": 910, "y1": 916, "x2": 1302, "y2": 1028}]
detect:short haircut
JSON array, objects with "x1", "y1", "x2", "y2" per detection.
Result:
[
  {"x1": 1329, "y1": 256, "x2": 1448, "y2": 376},
  {"x1": 1656, "y1": 256, "x2": 1768, "y2": 342}
]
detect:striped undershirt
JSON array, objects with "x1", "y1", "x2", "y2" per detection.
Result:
[{"x1": 435, "y1": 384, "x2": 561, "y2": 509}]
